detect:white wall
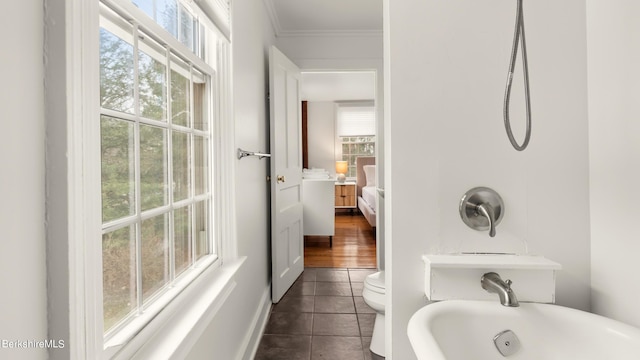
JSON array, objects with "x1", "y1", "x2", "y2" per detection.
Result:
[
  {"x1": 385, "y1": 0, "x2": 591, "y2": 358},
  {"x1": 0, "y1": 2, "x2": 48, "y2": 360},
  {"x1": 186, "y1": 0, "x2": 276, "y2": 358},
  {"x1": 587, "y1": 1, "x2": 640, "y2": 329},
  {"x1": 307, "y1": 101, "x2": 337, "y2": 172}
]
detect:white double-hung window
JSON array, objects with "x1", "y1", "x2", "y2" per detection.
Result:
[
  {"x1": 336, "y1": 102, "x2": 376, "y2": 178},
  {"x1": 84, "y1": 0, "x2": 233, "y2": 357}
]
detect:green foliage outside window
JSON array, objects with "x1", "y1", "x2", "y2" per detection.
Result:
[
  {"x1": 99, "y1": 24, "x2": 209, "y2": 333},
  {"x1": 341, "y1": 136, "x2": 375, "y2": 178}
]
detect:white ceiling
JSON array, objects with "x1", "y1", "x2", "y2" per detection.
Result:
[
  {"x1": 264, "y1": 0, "x2": 383, "y2": 37},
  {"x1": 265, "y1": 0, "x2": 381, "y2": 102},
  {"x1": 301, "y1": 71, "x2": 376, "y2": 102}
]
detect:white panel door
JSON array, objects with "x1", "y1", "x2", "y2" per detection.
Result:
[{"x1": 269, "y1": 46, "x2": 304, "y2": 303}]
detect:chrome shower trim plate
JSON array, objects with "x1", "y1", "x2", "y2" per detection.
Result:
[{"x1": 459, "y1": 187, "x2": 505, "y2": 235}]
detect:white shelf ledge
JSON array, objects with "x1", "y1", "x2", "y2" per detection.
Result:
[
  {"x1": 422, "y1": 254, "x2": 561, "y2": 303},
  {"x1": 422, "y1": 254, "x2": 562, "y2": 270}
]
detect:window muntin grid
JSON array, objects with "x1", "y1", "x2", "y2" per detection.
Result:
[{"x1": 99, "y1": 6, "x2": 215, "y2": 339}]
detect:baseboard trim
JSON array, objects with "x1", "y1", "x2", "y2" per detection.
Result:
[{"x1": 238, "y1": 285, "x2": 272, "y2": 360}]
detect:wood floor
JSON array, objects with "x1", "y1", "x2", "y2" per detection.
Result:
[{"x1": 304, "y1": 213, "x2": 376, "y2": 268}]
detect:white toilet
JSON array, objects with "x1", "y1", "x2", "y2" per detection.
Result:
[{"x1": 362, "y1": 271, "x2": 386, "y2": 357}]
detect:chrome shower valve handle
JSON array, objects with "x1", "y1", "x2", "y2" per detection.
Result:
[
  {"x1": 476, "y1": 203, "x2": 497, "y2": 237},
  {"x1": 459, "y1": 187, "x2": 504, "y2": 237}
]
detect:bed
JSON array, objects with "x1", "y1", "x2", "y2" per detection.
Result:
[{"x1": 356, "y1": 156, "x2": 376, "y2": 228}]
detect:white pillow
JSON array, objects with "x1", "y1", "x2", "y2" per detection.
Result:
[{"x1": 363, "y1": 165, "x2": 376, "y2": 187}]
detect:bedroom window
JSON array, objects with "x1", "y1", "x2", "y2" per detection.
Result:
[
  {"x1": 336, "y1": 103, "x2": 376, "y2": 178},
  {"x1": 340, "y1": 136, "x2": 375, "y2": 178}
]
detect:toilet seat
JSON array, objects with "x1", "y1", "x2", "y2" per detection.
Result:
[{"x1": 364, "y1": 272, "x2": 385, "y2": 293}]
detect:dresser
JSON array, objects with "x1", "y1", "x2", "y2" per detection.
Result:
[{"x1": 302, "y1": 179, "x2": 335, "y2": 246}]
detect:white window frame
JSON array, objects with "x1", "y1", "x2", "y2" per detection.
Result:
[
  {"x1": 64, "y1": 0, "x2": 239, "y2": 359},
  {"x1": 339, "y1": 135, "x2": 376, "y2": 179},
  {"x1": 335, "y1": 101, "x2": 376, "y2": 179}
]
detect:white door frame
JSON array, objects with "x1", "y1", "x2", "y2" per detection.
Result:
[{"x1": 299, "y1": 67, "x2": 384, "y2": 268}]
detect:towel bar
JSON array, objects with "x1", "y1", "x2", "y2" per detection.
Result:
[{"x1": 237, "y1": 148, "x2": 271, "y2": 160}]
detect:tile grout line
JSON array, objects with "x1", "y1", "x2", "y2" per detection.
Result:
[
  {"x1": 350, "y1": 268, "x2": 368, "y2": 360},
  {"x1": 309, "y1": 275, "x2": 315, "y2": 360}
]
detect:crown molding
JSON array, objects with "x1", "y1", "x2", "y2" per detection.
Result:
[
  {"x1": 262, "y1": 0, "x2": 283, "y2": 36},
  {"x1": 261, "y1": 0, "x2": 382, "y2": 39},
  {"x1": 276, "y1": 29, "x2": 383, "y2": 38}
]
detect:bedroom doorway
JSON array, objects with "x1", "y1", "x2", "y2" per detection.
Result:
[{"x1": 300, "y1": 70, "x2": 380, "y2": 269}]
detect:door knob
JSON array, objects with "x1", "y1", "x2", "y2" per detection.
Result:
[{"x1": 277, "y1": 175, "x2": 286, "y2": 183}]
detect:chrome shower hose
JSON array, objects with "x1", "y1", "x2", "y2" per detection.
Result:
[{"x1": 503, "y1": 0, "x2": 532, "y2": 151}]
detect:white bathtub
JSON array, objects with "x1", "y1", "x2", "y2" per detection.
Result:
[{"x1": 408, "y1": 300, "x2": 640, "y2": 360}]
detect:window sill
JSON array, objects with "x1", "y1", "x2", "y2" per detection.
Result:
[{"x1": 111, "y1": 256, "x2": 246, "y2": 360}]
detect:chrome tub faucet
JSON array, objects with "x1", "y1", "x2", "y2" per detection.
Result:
[{"x1": 481, "y1": 272, "x2": 519, "y2": 307}]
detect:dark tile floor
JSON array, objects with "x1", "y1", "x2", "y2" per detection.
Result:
[{"x1": 255, "y1": 268, "x2": 383, "y2": 360}]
